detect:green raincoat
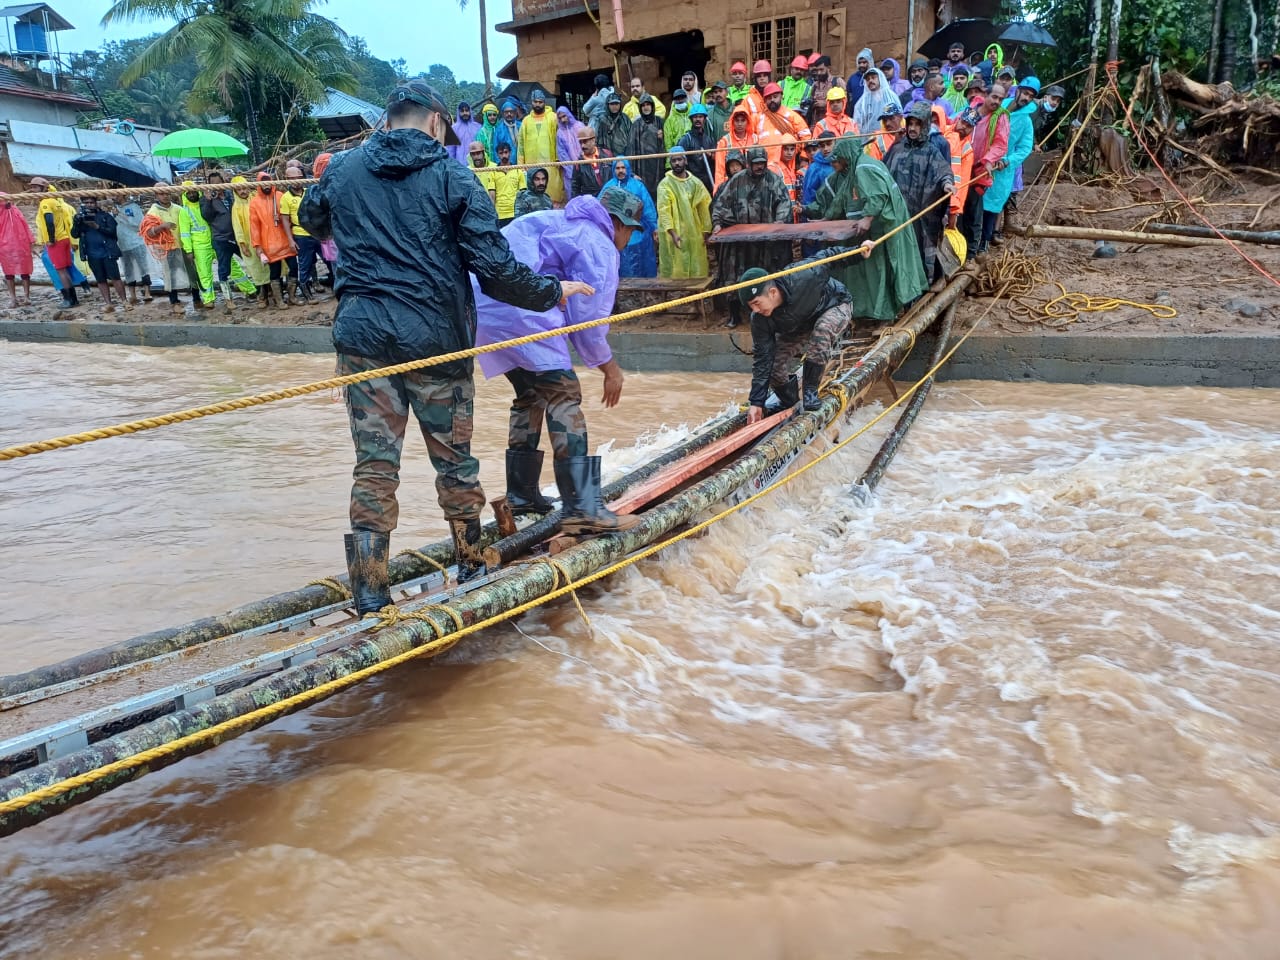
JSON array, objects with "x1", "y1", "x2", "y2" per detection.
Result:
[
  {"x1": 656, "y1": 166, "x2": 712, "y2": 278},
  {"x1": 804, "y1": 138, "x2": 927, "y2": 321}
]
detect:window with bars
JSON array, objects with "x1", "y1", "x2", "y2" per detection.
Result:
[{"x1": 748, "y1": 15, "x2": 797, "y2": 73}]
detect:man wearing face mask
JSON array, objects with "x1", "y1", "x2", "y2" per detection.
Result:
[
  {"x1": 1035, "y1": 84, "x2": 1066, "y2": 141},
  {"x1": 518, "y1": 89, "x2": 564, "y2": 204},
  {"x1": 664, "y1": 87, "x2": 693, "y2": 148},
  {"x1": 299, "y1": 79, "x2": 593, "y2": 602},
  {"x1": 900, "y1": 59, "x2": 929, "y2": 107}
]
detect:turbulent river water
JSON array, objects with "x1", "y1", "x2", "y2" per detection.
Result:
[{"x1": 1, "y1": 341, "x2": 1278, "y2": 958}]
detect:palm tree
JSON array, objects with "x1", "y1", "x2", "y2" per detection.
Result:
[
  {"x1": 128, "y1": 71, "x2": 195, "y2": 129},
  {"x1": 101, "y1": 0, "x2": 356, "y2": 160},
  {"x1": 457, "y1": 0, "x2": 492, "y2": 99}
]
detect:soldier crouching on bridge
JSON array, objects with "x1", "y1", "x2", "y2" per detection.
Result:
[
  {"x1": 738, "y1": 254, "x2": 853, "y2": 423},
  {"x1": 299, "y1": 79, "x2": 592, "y2": 614},
  {"x1": 473, "y1": 187, "x2": 646, "y2": 535}
]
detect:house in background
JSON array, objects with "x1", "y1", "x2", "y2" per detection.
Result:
[
  {"x1": 498, "y1": 0, "x2": 1000, "y2": 108},
  {"x1": 310, "y1": 87, "x2": 384, "y2": 140},
  {"x1": 0, "y1": 3, "x2": 170, "y2": 190}
]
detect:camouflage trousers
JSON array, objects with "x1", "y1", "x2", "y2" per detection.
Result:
[
  {"x1": 768, "y1": 301, "x2": 852, "y2": 389},
  {"x1": 505, "y1": 368, "x2": 588, "y2": 460},
  {"x1": 339, "y1": 352, "x2": 485, "y2": 533}
]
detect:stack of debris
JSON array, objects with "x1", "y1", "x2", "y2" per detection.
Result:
[{"x1": 1161, "y1": 70, "x2": 1280, "y2": 169}]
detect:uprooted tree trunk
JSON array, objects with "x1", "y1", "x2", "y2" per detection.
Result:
[{"x1": 1160, "y1": 70, "x2": 1237, "y2": 109}]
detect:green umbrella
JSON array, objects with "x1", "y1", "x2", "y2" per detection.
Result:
[{"x1": 152, "y1": 128, "x2": 250, "y2": 160}]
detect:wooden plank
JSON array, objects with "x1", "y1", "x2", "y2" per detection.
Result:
[
  {"x1": 616, "y1": 277, "x2": 714, "y2": 292},
  {"x1": 607, "y1": 408, "x2": 796, "y2": 514},
  {"x1": 709, "y1": 221, "x2": 863, "y2": 244}
]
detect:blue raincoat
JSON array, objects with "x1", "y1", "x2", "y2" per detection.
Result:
[
  {"x1": 472, "y1": 195, "x2": 619, "y2": 377},
  {"x1": 983, "y1": 101, "x2": 1035, "y2": 214},
  {"x1": 600, "y1": 157, "x2": 657, "y2": 278},
  {"x1": 493, "y1": 98, "x2": 522, "y2": 163}
]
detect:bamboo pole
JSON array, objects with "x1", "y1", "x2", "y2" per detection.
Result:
[
  {"x1": 0, "y1": 273, "x2": 975, "y2": 835},
  {"x1": 853, "y1": 302, "x2": 957, "y2": 497},
  {"x1": 1018, "y1": 223, "x2": 1229, "y2": 246},
  {"x1": 1146, "y1": 222, "x2": 1280, "y2": 244},
  {"x1": 0, "y1": 409, "x2": 746, "y2": 701}
]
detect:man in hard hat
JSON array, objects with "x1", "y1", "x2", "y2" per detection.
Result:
[{"x1": 782, "y1": 54, "x2": 812, "y2": 110}]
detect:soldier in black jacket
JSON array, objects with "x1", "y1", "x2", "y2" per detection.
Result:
[
  {"x1": 299, "y1": 79, "x2": 593, "y2": 608},
  {"x1": 739, "y1": 252, "x2": 854, "y2": 421}
]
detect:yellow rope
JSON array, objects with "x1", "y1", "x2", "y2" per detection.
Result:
[
  {"x1": 394, "y1": 548, "x2": 449, "y2": 575},
  {"x1": 306, "y1": 577, "x2": 351, "y2": 599},
  {"x1": 540, "y1": 557, "x2": 594, "y2": 636},
  {"x1": 0, "y1": 281, "x2": 1003, "y2": 822},
  {"x1": 1, "y1": 185, "x2": 960, "y2": 463}
]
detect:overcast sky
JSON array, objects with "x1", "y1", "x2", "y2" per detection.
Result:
[{"x1": 29, "y1": 0, "x2": 518, "y2": 82}]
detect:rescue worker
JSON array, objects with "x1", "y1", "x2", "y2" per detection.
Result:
[
  {"x1": 714, "y1": 103, "x2": 759, "y2": 188},
  {"x1": 705, "y1": 81, "x2": 732, "y2": 135},
  {"x1": 298, "y1": 79, "x2": 591, "y2": 609},
  {"x1": 711, "y1": 145, "x2": 794, "y2": 328},
  {"x1": 782, "y1": 55, "x2": 812, "y2": 109},
  {"x1": 738, "y1": 254, "x2": 852, "y2": 419},
  {"x1": 656, "y1": 145, "x2": 712, "y2": 279},
  {"x1": 180, "y1": 180, "x2": 217, "y2": 306},
  {"x1": 473, "y1": 188, "x2": 645, "y2": 533},
  {"x1": 726, "y1": 61, "x2": 752, "y2": 105},
  {"x1": 815, "y1": 86, "x2": 857, "y2": 138}
]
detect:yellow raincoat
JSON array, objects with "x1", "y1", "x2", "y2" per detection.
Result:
[
  {"x1": 517, "y1": 109, "x2": 564, "y2": 203},
  {"x1": 229, "y1": 176, "x2": 270, "y2": 285},
  {"x1": 656, "y1": 166, "x2": 712, "y2": 279}
]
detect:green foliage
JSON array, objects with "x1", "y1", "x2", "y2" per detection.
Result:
[{"x1": 414, "y1": 64, "x2": 488, "y2": 113}]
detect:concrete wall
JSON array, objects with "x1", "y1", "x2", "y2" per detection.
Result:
[
  {"x1": 3, "y1": 322, "x2": 1278, "y2": 388},
  {"x1": 507, "y1": 13, "x2": 615, "y2": 93},
  {"x1": 1, "y1": 116, "x2": 170, "y2": 182}
]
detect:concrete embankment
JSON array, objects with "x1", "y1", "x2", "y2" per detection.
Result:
[{"x1": 2, "y1": 320, "x2": 1278, "y2": 388}]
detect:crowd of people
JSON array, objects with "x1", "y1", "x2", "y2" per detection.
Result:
[
  {"x1": 447, "y1": 45, "x2": 1065, "y2": 330},
  {"x1": 0, "y1": 157, "x2": 341, "y2": 314}
]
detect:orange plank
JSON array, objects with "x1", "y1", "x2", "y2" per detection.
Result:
[{"x1": 607, "y1": 408, "x2": 795, "y2": 515}]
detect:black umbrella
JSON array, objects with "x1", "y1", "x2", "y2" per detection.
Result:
[
  {"x1": 998, "y1": 20, "x2": 1058, "y2": 49},
  {"x1": 67, "y1": 151, "x2": 162, "y2": 188},
  {"x1": 918, "y1": 18, "x2": 997, "y2": 62}
]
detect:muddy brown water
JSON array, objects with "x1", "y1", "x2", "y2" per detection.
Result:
[{"x1": 1, "y1": 342, "x2": 1278, "y2": 958}]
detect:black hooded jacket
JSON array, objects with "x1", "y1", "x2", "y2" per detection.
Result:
[
  {"x1": 749, "y1": 252, "x2": 851, "y2": 406},
  {"x1": 299, "y1": 127, "x2": 560, "y2": 375}
]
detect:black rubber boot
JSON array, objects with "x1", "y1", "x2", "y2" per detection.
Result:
[
  {"x1": 449, "y1": 517, "x2": 486, "y2": 583},
  {"x1": 555, "y1": 456, "x2": 640, "y2": 535},
  {"x1": 802, "y1": 360, "x2": 824, "y2": 412},
  {"x1": 343, "y1": 529, "x2": 391, "y2": 616},
  {"x1": 770, "y1": 374, "x2": 800, "y2": 411},
  {"x1": 293, "y1": 279, "x2": 313, "y2": 304},
  {"x1": 505, "y1": 449, "x2": 555, "y2": 516}
]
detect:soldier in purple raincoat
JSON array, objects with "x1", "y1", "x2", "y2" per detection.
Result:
[{"x1": 472, "y1": 189, "x2": 646, "y2": 534}]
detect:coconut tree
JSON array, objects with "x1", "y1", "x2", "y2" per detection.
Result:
[
  {"x1": 457, "y1": 0, "x2": 492, "y2": 99},
  {"x1": 101, "y1": 0, "x2": 356, "y2": 160}
]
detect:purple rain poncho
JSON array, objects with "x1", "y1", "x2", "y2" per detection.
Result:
[{"x1": 473, "y1": 194, "x2": 619, "y2": 378}]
